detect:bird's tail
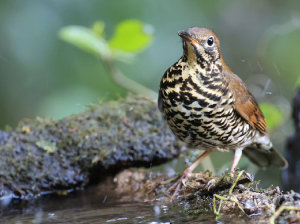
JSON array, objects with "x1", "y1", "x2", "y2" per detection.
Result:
[{"x1": 243, "y1": 147, "x2": 288, "y2": 169}]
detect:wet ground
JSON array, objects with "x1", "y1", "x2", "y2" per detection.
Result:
[
  {"x1": 0, "y1": 183, "x2": 214, "y2": 224},
  {"x1": 0, "y1": 170, "x2": 276, "y2": 224},
  {"x1": 1, "y1": 183, "x2": 259, "y2": 224}
]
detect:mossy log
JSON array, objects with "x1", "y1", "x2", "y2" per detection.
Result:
[{"x1": 0, "y1": 94, "x2": 182, "y2": 199}]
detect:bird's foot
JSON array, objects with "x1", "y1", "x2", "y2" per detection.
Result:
[
  {"x1": 167, "y1": 171, "x2": 192, "y2": 201},
  {"x1": 165, "y1": 151, "x2": 213, "y2": 201},
  {"x1": 168, "y1": 169, "x2": 192, "y2": 201},
  {"x1": 206, "y1": 179, "x2": 216, "y2": 191},
  {"x1": 167, "y1": 176, "x2": 184, "y2": 201}
]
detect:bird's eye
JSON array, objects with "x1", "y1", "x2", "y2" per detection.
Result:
[{"x1": 207, "y1": 37, "x2": 214, "y2": 46}]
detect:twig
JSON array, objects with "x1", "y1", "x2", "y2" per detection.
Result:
[
  {"x1": 268, "y1": 204, "x2": 300, "y2": 224},
  {"x1": 102, "y1": 59, "x2": 158, "y2": 101}
]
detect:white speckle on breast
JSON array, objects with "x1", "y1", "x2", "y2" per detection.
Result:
[
  {"x1": 232, "y1": 128, "x2": 238, "y2": 136},
  {"x1": 220, "y1": 98, "x2": 227, "y2": 104},
  {"x1": 191, "y1": 101, "x2": 199, "y2": 108},
  {"x1": 177, "y1": 104, "x2": 190, "y2": 115},
  {"x1": 243, "y1": 124, "x2": 249, "y2": 133},
  {"x1": 215, "y1": 107, "x2": 224, "y2": 113},
  {"x1": 203, "y1": 107, "x2": 213, "y2": 113}
]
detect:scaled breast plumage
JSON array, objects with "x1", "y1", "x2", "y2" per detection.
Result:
[{"x1": 159, "y1": 56, "x2": 257, "y2": 151}]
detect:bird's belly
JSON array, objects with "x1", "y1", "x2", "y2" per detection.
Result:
[{"x1": 165, "y1": 101, "x2": 256, "y2": 151}]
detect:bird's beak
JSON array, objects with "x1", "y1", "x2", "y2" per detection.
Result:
[{"x1": 178, "y1": 30, "x2": 199, "y2": 46}]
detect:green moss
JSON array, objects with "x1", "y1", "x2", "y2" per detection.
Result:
[{"x1": 0, "y1": 94, "x2": 181, "y2": 198}]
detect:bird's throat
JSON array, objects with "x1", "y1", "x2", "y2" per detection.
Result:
[{"x1": 180, "y1": 56, "x2": 223, "y2": 83}]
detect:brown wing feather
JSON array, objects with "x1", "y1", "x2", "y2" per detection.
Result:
[{"x1": 226, "y1": 73, "x2": 267, "y2": 133}]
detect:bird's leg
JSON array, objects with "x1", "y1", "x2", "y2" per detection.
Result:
[
  {"x1": 168, "y1": 150, "x2": 212, "y2": 201},
  {"x1": 230, "y1": 149, "x2": 242, "y2": 177}
]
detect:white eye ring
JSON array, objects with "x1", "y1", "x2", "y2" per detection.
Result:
[{"x1": 207, "y1": 36, "x2": 214, "y2": 47}]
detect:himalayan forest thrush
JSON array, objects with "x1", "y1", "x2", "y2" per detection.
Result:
[{"x1": 158, "y1": 27, "x2": 288, "y2": 199}]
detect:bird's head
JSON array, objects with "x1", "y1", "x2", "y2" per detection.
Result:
[{"x1": 178, "y1": 27, "x2": 222, "y2": 66}]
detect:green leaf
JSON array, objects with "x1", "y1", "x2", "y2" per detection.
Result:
[
  {"x1": 92, "y1": 21, "x2": 105, "y2": 37},
  {"x1": 108, "y1": 19, "x2": 154, "y2": 54},
  {"x1": 59, "y1": 26, "x2": 111, "y2": 59},
  {"x1": 259, "y1": 103, "x2": 284, "y2": 131}
]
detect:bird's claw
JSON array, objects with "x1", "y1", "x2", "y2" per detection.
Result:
[{"x1": 207, "y1": 179, "x2": 216, "y2": 191}]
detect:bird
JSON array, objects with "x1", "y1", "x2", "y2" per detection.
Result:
[{"x1": 158, "y1": 27, "x2": 288, "y2": 199}]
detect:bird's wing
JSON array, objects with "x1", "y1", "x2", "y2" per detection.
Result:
[
  {"x1": 225, "y1": 73, "x2": 267, "y2": 134},
  {"x1": 158, "y1": 67, "x2": 171, "y2": 114}
]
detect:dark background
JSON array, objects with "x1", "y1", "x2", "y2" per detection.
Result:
[{"x1": 0, "y1": 0, "x2": 299, "y2": 187}]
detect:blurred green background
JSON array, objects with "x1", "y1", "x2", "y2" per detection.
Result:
[{"x1": 0, "y1": 0, "x2": 299, "y2": 187}]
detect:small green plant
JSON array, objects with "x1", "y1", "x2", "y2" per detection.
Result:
[
  {"x1": 213, "y1": 170, "x2": 249, "y2": 219},
  {"x1": 58, "y1": 19, "x2": 157, "y2": 100}
]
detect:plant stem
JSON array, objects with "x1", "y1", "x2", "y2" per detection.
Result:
[{"x1": 102, "y1": 59, "x2": 158, "y2": 101}]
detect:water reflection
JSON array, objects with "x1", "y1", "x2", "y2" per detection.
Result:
[{"x1": 0, "y1": 181, "x2": 236, "y2": 224}]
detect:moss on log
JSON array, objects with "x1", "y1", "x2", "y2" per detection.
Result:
[{"x1": 0, "y1": 94, "x2": 182, "y2": 198}]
